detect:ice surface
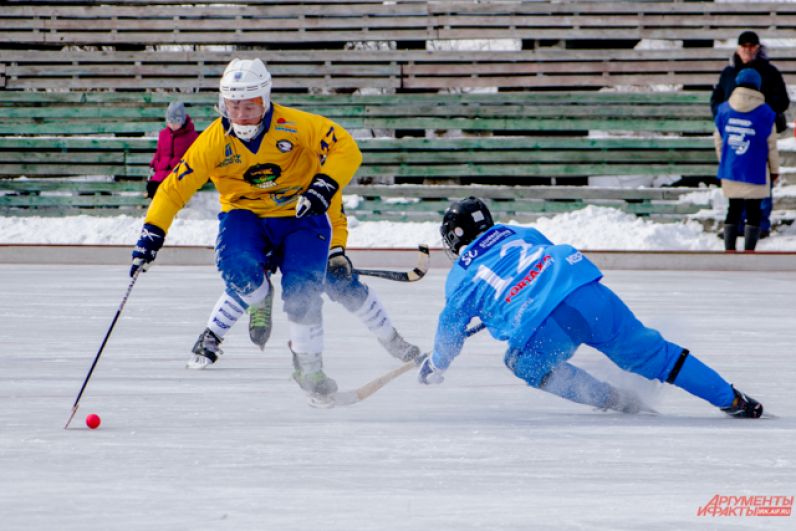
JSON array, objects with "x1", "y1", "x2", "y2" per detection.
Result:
[{"x1": 0, "y1": 265, "x2": 794, "y2": 530}]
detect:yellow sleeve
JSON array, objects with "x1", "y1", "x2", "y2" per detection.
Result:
[
  {"x1": 291, "y1": 108, "x2": 359, "y2": 249},
  {"x1": 328, "y1": 193, "x2": 349, "y2": 250},
  {"x1": 297, "y1": 112, "x2": 362, "y2": 190},
  {"x1": 144, "y1": 124, "x2": 219, "y2": 233}
]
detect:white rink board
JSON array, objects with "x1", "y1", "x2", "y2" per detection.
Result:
[
  {"x1": 3, "y1": 244, "x2": 796, "y2": 271},
  {"x1": 0, "y1": 265, "x2": 794, "y2": 531}
]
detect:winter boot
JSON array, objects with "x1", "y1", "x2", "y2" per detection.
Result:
[
  {"x1": 723, "y1": 224, "x2": 739, "y2": 251},
  {"x1": 247, "y1": 279, "x2": 273, "y2": 350},
  {"x1": 743, "y1": 225, "x2": 761, "y2": 251},
  {"x1": 290, "y1": 346, "x2": 338, "y2": 396},
  {"x1": 721, "y1": 386, "x2": 764, "y2": 418},
  {"x1": 379, "y1": 329, "x2": 422, "y2": 362},
  {"x1": 187, "y1": 328, "x2": 223, "y2": 369}
]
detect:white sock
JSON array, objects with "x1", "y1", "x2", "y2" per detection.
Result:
[
  {"x1": 238, "y1": 277, "x2": 271, "y2": 307},
  {"x1": 289, "y1": 321, "x2": 324, "y2": 355},
  {"x1": 353, "y1": 289, "x2": 395, "y2": 342},
  {"x1": 207, "y1": 292, "x2": 245, "y2": 339},
  {"x1": 206, "y1": 279, "x2": 270, "y2": 338}
]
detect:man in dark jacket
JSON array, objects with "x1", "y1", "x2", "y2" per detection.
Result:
[
  {"x1": 710, "y1": 30, "x2": 790, "y2": 237},
  {"x1": 711, "y1": 31, "x2": 790, "y2": 132}
]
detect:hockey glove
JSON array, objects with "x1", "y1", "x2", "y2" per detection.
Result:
[
  {"x1": 130, "y1": 223, "x2": 166, "y2": 277},
  {"x1": 418, "y1": 355, "x2": 445, "y2": 385},
  {"x1": 327, "y1": 246, "x2": 353, "y2": 282},
  {"x1": 295, "y1": 173, "x2": 339, "y2": 218}
]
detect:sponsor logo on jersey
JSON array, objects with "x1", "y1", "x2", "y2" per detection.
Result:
[
  {"x1": 565, "y1": 251, "x2": 583, "y2": 265},
  {"x1": 217, "y1": 143, "x2": 241, "y2": 168},
  {"x1": 505, "y1": 255, "x2": 554, "y2": 303},
  {"x1": 458, "y1": 227, "x2": 515, "y2": 268},
  {"x1": 217, "y1": 154, "x2": 242, "y2": 168},
  {"x1": 275, "y1": 126, "x2": 297, "y2": 133},
  {"x1": 270, "y1": 186, "x2": 303, "y2": 205},
  {"x1": 276, "y1": 139, "x2": 294, "y2": 153},
  {"x1": 243, "y1": 163, "x2": 282, "y2": 189}
]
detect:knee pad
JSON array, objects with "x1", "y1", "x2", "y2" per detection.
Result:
[
  {"x1": 504, "y1": 348, "x2": 549, "y2": 389},
  {"x1": 217, "y1": 251, "x2": 265, "y2": 297},
  {"x1": 326, "y1": 274, "x2": 369, "y2": 312}
]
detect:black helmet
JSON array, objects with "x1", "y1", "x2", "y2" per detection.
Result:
[{"x1": 440, "y1": 197, "x2": 494, "y2": 256}]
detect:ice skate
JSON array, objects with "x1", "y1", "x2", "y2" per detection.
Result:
[
  {"x1": 187, "y1": 328, "x2": 223, "y2": 369},
  {"x1": 290, "y1": 347, "x2": 337, "y2": 397},
  {"x1": 721, "y1": 386, "x2": 764, "y2": 418},
  {"x1": 379, "y1": 329, "x2": 422, "y2": 362},
  {"x1": 247, "y1": 280, "x2": 273, "y2": 350}
]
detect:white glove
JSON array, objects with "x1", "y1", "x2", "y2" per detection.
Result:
[{"x1": 418, "y1": 355, "x2": 445, "y2": 385}]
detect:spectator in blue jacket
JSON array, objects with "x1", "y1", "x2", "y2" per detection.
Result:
[
  {"x1": 711, "y1": 30, "x2": 790, "y2": 238},
  {"x1": 714, "y1": 69, "x2": 780, "y2": 251}
]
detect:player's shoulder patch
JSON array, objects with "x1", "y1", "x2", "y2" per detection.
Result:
[
  {"x1": 457, "y1": 226, "x2": 516, "y2": 269},
  {"x1": 271, "y1": 104, "x2": 300, "y2": 134}
]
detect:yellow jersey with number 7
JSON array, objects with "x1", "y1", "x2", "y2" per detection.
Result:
[{"x1": 144, "y1": 103, "x2": 362, "y2": 239}]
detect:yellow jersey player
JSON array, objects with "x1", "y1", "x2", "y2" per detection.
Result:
[{"x1": 129, "y1": 57, "x2": 361, "y2": 397}]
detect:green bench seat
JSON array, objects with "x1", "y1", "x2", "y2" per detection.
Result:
[
  {"x1": 0, "y1": 90, "x2": 720, "y2": 217},
  {"x1": 0, "y1": 180, "x2": 709, "y2": 221}
]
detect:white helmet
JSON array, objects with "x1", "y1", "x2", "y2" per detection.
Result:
[
  {"x1": 219, "y1": 58, "x2": 272, "y2": 141},
  {"x1": 220, "y1": 58, "x2": 272, "y2": 102}
]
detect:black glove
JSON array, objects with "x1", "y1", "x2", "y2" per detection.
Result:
[
  {"x1": 130, "y1": 223, "x2": 165, "y2": 277},
  {"x1": 295, "y1": 173, "x2": 339, "y2": 218},
  {"x1": 145, "y1": 180, "x2": 160, "y2": 199},
  {"x1": 327, "y1": 246, "x2": 353, "y2": 282}
]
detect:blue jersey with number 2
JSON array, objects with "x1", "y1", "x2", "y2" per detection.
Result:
[{"x1": 432, "y1": 224, "x2": 603, "y2": 370}]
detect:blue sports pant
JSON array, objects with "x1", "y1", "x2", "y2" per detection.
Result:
[
  {"x1": 505, "y1": 281, "x2": 734, "y2": 407},
  {"x1": 215, "y1": 209, "x2": 330, "y2": 325},
  {"x1": 325, "y1": 264, "x2": 369, "y2": 312}
]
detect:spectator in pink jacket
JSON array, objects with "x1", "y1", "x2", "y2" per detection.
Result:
[{"x1": 147, "y1": 101, "x2": 199, "y2": 198}]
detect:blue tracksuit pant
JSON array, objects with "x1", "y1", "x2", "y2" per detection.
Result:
[{"x1": 505, "y1": 281, "x2": 735, "y2": 408}]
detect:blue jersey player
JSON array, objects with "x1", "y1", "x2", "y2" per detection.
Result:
[{"x1": 417, "y1": 197, "x2": 764, "y2": 418}]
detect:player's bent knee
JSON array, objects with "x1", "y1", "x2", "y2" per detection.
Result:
[
  {"x1": 219, "y1": 254, "x2": 265, "y2": 297},
  {"x1": 504, "y1": 349, "x2": 548, "y2": 388},
  {"x1": 325, "y1": 277, "x2": 368, "y2": 312}
]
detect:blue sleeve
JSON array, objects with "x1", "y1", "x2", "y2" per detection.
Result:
[{"x1": 431, "y1": 282, "x2": 477, "y2": 371}]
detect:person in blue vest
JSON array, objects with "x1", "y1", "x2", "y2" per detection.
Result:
[
  {"x1": 711, "y1": 31, "x2": 790, "y2": 238},
  {"x1": 714, "y1": 68, "x2": 780, "y2": 251},
  {"x1": 417, "y1": 197, "x2": 764, "y2": 418}
]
